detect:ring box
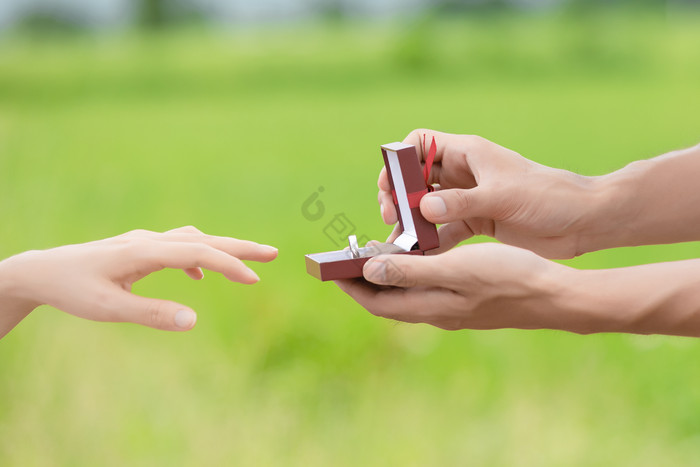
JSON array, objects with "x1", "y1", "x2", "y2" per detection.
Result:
[{"x1": 305, "y1": 142, "x2": 440, "y2": 281}]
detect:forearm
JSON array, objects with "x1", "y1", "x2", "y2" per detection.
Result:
[
  {"x1": 550, "y1": 259, "x2": 700, "y2": 337},
  {"x1": 580, "y1": 143, "x2": 700, "y2": 252},
  {"x1": 0, "y1": 256, "x2": 40, "y2": 338}
]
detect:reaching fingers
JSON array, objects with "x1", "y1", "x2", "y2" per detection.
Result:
[
  {"x1": 128, "y1": 240, "x2": 262, "y2": 284},
  {"x1": 121, "y1": 226, "x2": 278, "y2": 262},
  {"x1": 171, "y1": 235, "x2": 277, "y2": 263},
  {"x1": 161, "y1": 229, "x2": 278, "y2": 263}
]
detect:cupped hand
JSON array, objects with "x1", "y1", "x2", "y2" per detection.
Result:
[
  {"x1": 335, "y1": 243, "x2": 574, "y2": 332},
  {"x1": 0, "y1": 226, "x2": 278, "y2": 335},
  {"x1": 378, "y1": 129, "x2": 604, "y2": 259}
]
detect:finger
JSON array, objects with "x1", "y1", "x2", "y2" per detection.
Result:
[
  {"x1": 378, "y1": 169, "x2": 398, "y2": 225},
  {"x1": 420, "y1": 187, "x2": 497, "y2": 224},
  {"x1": 159, "y1": 231, "x2": 278, "y2": 263},
  {"x1": 385, "y1": 223, "x2": 402, "y2": 244},
  {"x1": 183, "y1": 267, "x2": 204, "y2": 280},
  {"x1": 362, "y1": 253, "x2": 452, "y2": 288},
  {"x1": 378, "y1": 191, "x2": 398, "y2": 225},
  {"x1": 334, "y1": 278, "x2": 451, "y2": 324},
  {"x1": 403, "y1": 130, "x2": 501, "y2": 187},
  {"x1": 136, "y1": 241, "x2": 261, "y2": 284},
  {"x1": 123, "y1": 226, "x2": 278, "y2": 262},
  {"x1": 401, "y1": 128, "x2": 451, "y2": 165},
  {"x1": 378, "y1": 167, "x2": 391, "y2": 191},
  {"x1": 111, "y1": 292, "x2": 198, "y2": 332}
]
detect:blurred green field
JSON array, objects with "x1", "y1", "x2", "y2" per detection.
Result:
[{"x1": 1, "y1": 10, "x2": 700, "y2": 466}]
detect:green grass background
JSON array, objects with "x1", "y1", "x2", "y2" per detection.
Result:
[{"x1": 1, "y1": 9, "x2": 700, "y2": 466}]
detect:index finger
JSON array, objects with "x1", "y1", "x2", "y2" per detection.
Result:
[
  {"x1": 136, "y1": 241, "x2": 261, "y2": 284},
  {"x1": 161, "y1": 231, "x2": 278, "y2": 263}
]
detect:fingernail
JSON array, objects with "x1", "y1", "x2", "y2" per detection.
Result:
[
  {"x1": 423, "y1": 196, "x2": 447, "y2": 217},
  {"x1": 261, "y1": 244, "x2": 278, "y2": 251},
  {"x1": 175, "y1": 309, "x2": 197, "y2": 329},
  {"x1": 363, "y1": 259, "x2": 386, "y2": 283},
  {"x1": 247, "y1": 268, "x2": 261, "y2": 283},
  {"x1": 380, "y1": 203, "x2": 385, "y2": 220}
]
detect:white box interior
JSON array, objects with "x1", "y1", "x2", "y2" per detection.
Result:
[{"x1": 383, "y1": 142, "x2": 418, "y2": 252}]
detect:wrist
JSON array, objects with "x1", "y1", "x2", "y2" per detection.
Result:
[
  {"x1": 532, "y1": 264, "x2": 624, "y2": 334},
  {"x1": 514, "y1": 260, "x2": 597, "y2": 334},
  {"x1": 576, "y1": 164, "x2": 645, "y2": 254},
  {"x1": 0, "y1": 253, "x2": 42, "y2": 316}
]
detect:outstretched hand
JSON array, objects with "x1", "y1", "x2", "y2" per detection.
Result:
[{"x1": 0, "y1": 226, "x2": 278, "y2": 337}]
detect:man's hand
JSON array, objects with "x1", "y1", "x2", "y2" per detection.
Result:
[
  {"x1": 0, "y1": 226, "x2": 278, "y2": 337},
  {"x1": 336, "y1": 243, "x2": 586, "y2": 332},
  {"x1": 378, "y1": 129, "x2": 610, "y2": 259},
  {"x1": 337, "y1": 241, "x2": 700, "y2": 337}
]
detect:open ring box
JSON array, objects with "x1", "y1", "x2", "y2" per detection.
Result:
[{"x1": 305, "y1": 142, "x2": 440, "y2": 281}]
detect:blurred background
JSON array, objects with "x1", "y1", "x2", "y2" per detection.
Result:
[{"x1": 1, "y1": 0, "x2": 700, "y2": 465}]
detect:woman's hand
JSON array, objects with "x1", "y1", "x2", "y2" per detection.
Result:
[
  {"x1": 378, "y1": 129, "x2": 613, "y2": 259},
  {"x1": 0, "y1": 226, "x2": 278, "y2": 337}
]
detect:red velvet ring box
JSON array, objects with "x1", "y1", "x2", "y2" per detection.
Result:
[{"x1": 305, "y1": 142, "x2": 440, "y2": 281}]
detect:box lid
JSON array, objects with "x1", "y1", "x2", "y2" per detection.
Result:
[{"x1": 380, "y1": 142, "x2": 439, "y2": 252}]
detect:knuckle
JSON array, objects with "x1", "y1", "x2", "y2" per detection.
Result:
[
  {"x1": 408, "y1": 128, "x2": 422, "y2": 139},
  {"x1": 94, "y1": 291, "x2": 122, "y2": 322},
  {"x1": 397, "y1": 266, "x2": 416, "y2": 288},
  {"x1": 180, "y1": 225, "x2": 202, "y2": 233},
  {"x1": 126, "y1": 229, "x2": 151, "y2": 237},
  {"x1": 463, "y1": 134, "x2": 486, "y2": 146},
  {"x1": 119, "y1": 237, "x2": 149, "y2": 255},
  {"x1": 366, "y1": 302, "x2": 393, "y2": 319},
  {"x1": 194, "y1": 242, "x2": 214, "y2": 255},
  {"x1": 453, "y1": 189, "x2": 472, "y2": 213},
  {"x1": 406, "y1": 128, "x2": 428, "y2": 145},
  {"x1": 145, "y1": 301, "x2": 167, "y2": 328},
  {"x1": 190, "y1": 243, "x2": 216, "y2": 263},
  {"x1": 378, "y1": 257, "x2": 413, "y2": 287}
]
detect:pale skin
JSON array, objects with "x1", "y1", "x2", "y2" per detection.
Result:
[
  {"x1": 0, "y1": 226, "x2": 278, "y2": 339},
  {"x1": 336, "y1": 129, "x2": 700, "y2": 337}
]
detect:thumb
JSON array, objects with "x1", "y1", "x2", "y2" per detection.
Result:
[
  {"x1": 114, "y1": 293, "x2": 198, "y2": 331},
  {"x1": 420, "y1": 187, "x2": 496, "y2": 223},
  {"x1": 363, "y1": 254, "x2": 447, "y2": 288}
]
